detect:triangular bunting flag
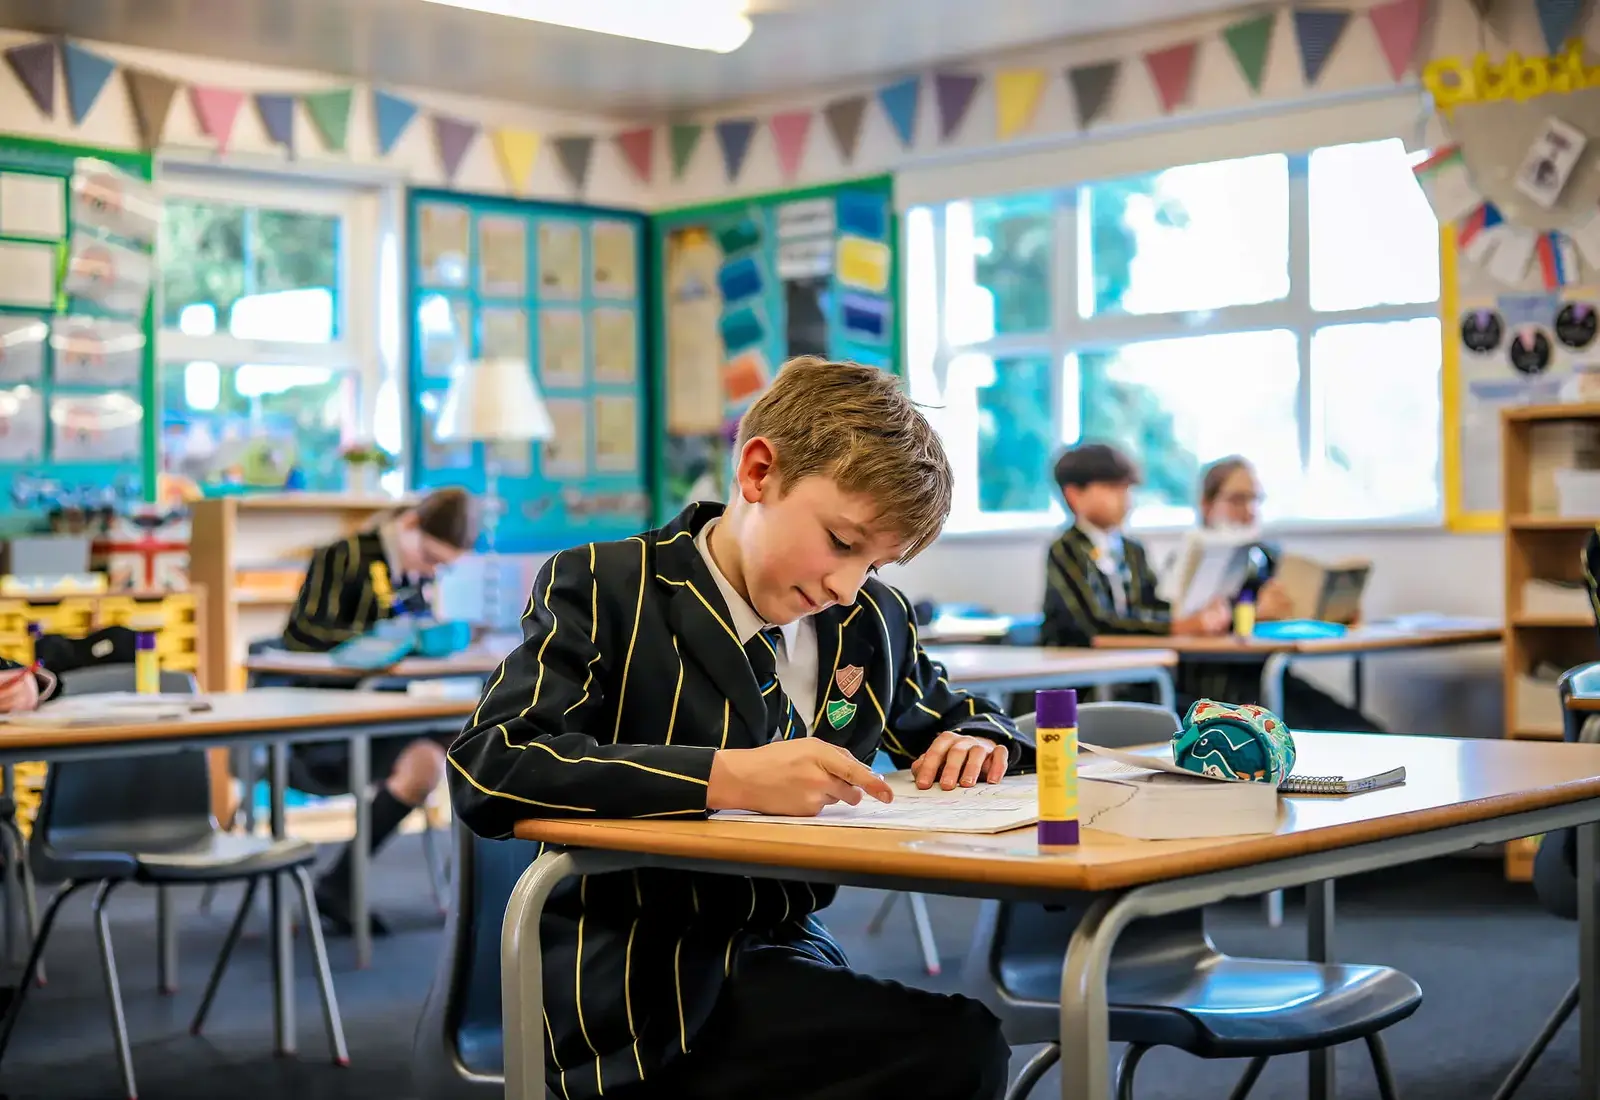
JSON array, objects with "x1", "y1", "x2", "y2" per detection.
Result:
[
  {"x1": 492, "y1": 129, "x2": 539, "y2": 194},
  {"x1": 1293, "y1": 7, "x2": 1352, "y2": 85},
  {"x1": 255, "y1": 92, "x2": 295, "y2": 153},
  {"x1": 373, "y1": 90, "x2": 418, "y2": 156},
  {"x1": 303, "y1": 88, "x2": 354, "y2": 152},
  {"x1": 1535, "y1": 0, "x2": 1586, "y2": 54},
  {"x1": 5, "y1": 41, "x2": 56, "y2": 118},
  {"x1": 1144, "y1": 41, "x2": 1199, "y2": 114},
  {"x1": 61, "y1": 41, "x2": 115, "y2": 124},
  {"x1": 878, "y1": 75, "x2": 920, "y2": 149},
  {"x1": 614, "y1": 127, "x2": 653, "y2": 185},
  {"x1": 1222, "y1": 12, "x2": 1275, "y2": 92},
  {"x1": 1368, "y1": 0, "x2": 1428, "y2": 81},
  {"x1": 714, "y1": 118, "x2": 757, "y2": 182},
  {"x1": 769, "y1": 110, "x2": 812, "y2": 180},
  {"x1": 553, "y1": 135, "x2": 594, "y2": 192},
  {"x1": 123, "y1": 68, "x2": 178, "y2": 150},
  {"x1": 934, "y1": 71, "x2": 980, "y2": 141},
  {"x1": 1066, "y1": 61, "x2": 1119, "y2": 129},
  {"x1": 669, "y1": 122, "x2": 702, "y2": 179},
  {"x1": 189, "y1": 86, "x2": 246, "y2": 153},
  {"x1": 822, "y1": 95, "x2": 867, "y2": 163},
  {"x1": 433, "y1": 115, "x2": 479, "y2": 184},
  {"x1": 995, "y1": 69, "x2": 1046, "y2": 141}
]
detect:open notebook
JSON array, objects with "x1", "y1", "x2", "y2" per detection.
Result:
[{"x1": 0, "y1": 694, "x2": 212, "y2": 727}]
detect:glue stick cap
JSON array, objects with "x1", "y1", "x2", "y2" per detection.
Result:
[
  {"x1": 1035, "y1": 688, "x2": 1077, "y2": 728},
  {"x1": 135, "y1": 631, "x2": 155, "y2": 651}
]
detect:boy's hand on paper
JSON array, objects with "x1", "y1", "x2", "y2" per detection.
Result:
[
  {"x1": 0, "y1": 670, "x2": 41, "y2": 714},
  {"x1": 1174, "y1": 598, "x2": 1230, "y2": 636},
  {"x1": 1257, "y1": 580, "x2": 1294, "y2": 620},
  {"x1": 708, "y1": 739, "x2": 893, "y2": 817},
  {"x1": 911, "y1": 732, "x2": 1008, "y2": 791}
]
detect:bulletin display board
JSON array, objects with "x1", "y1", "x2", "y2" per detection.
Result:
[
  {"x1": 649, "y1": 175, "x2": 899, "y2": 522},
  {"x1": 1442, "y1": 231, "x2": 1600, "y2": 531},
  {"x1": 406, "y1": 188, "x2": 651, "y2": 553},
  {"x1": 0, "y1": 136, "x2": 156, "y2": 514}
]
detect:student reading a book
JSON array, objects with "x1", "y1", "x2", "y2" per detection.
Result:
[
  {"x1": 280, "y1": 485, "x2": 479, "y2": 934},
  {"x1": 1040, "y1": 442, "x2": 1230, "y2": 654},
  {"x1": 1181, "y1": 456, "x2": 1384, "y2": 732},
  {"x1": 451, "y1": 357, "x2": 1024, "y2": 1100}
]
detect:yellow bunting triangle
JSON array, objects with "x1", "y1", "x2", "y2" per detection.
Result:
[
  {"x1": 491, "y1": 128, "x2": 540, "y2": 194},
  {"x1": 995, "y1": 69, "x2": 1047, "y2": 140}
]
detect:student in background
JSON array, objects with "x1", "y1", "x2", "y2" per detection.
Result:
[
  {"x1": 281, "y1": 485, "x2": 479, "y2": 934},
  {"x1": 1185, "y1": 455, "x2": 1384, "y2": 732},
  {"x1": 1041, "y1": 442, "x2": 1229, "y2": 650}
]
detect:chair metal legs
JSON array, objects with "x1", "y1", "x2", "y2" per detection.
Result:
[
  {"x1": 157, "y1": 886, "x2": 179, "y2": 994},
  {"x1": 1226, "y1": 1056, "x2": 1269, "y2": 1100},
  {"x1": 1366, "y1": 1034, "x2": 1402, "y2": 1100},
  {"x1": 419, "y1": 823, "x2": 449, "y2": 913},
  {"x1": 1116, "y1": 1044, "x2": 1150, "y2": 1100},
  {"x1": 1004, "y1": 1044, "x2": 1062, "y2": 1100},
  {"x1": 0, "y1": 880, "x2": 86, "y2": 1064},
  {"x1": 1491, "y1": 980, "x2": 1579, "y2": 1100},
  {"x1": 91, "y1": 880, "x2": 137, "y2": 1100},
  {"x1": 864, "y1": 891, "x2": 941, "y2": 975},
  {"x1": 191, "y1": 877, "x2": 260, "y2": 1035},
  {"x1": 0, "y1": 817, "x2": 41, "y2": 983},
  {"x1": 288, "y1": 864, "x2": 350, "y2": 1066}
]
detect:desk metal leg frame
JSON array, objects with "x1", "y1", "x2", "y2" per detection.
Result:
[
  {"x1": 268, "y1": 742, "x2": 295, "y2": 1057},
  {"x1": 348, "y1": 734, "x2": 372, "y2": 970}
]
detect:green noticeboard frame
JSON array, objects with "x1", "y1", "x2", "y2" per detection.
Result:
[
  {"x1": 648, "y1": 174, "x2": 900, "y2": 523},
  {"x1": 0, "y1": 135, "x2": 156, "y2": 512}
]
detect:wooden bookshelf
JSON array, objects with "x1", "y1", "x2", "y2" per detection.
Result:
[
  {"x1": 189, "y1": 494, "x2": 414, "y2": 691},
  {"x1": 1501, "y1": 403, "x2": 1600, "y2": 880}
]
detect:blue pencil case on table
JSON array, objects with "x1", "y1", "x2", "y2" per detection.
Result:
[
  {"x1": 1170, "y1": 699, "x2": 1297, "y2": 785},
  {"x1": 328, "y1": 618, "x2": 472, "y2": 668},
  {"x1": 1250, "y1": 619, "x2": 1347, "y2": 641}
]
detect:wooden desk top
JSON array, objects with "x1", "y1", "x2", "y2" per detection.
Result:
[
  {"x1": 1567, "y1": 693, "x2": 1600, "y2": 713},
  {"x1": 1092, "y1": 623, "x2": 1502, "y2": 657},
  {"x1": 925, "y1": 645, "x2": 1176, "y2": 684},
  {"x1": 244, "y1": 648, "x2": 511, "y2": 680},
  {"x1": 516, "y1": 732, "x2": 1600, "y2": 892},
  {"x1": 0, "y1": 688, "x2": 475, "y2": 753}
]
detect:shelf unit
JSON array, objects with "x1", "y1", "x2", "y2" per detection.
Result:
[
  {"x1": 1501, "y1": 403, "x2": 1600, "y2": 881},
  {"x1": 189, "y1": 494, "x2": 414, "y2": 691}
]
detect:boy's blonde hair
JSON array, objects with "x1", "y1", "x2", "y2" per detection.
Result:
[{"x1": 736, "y1": 357, "x2": 951, "y2": 561}]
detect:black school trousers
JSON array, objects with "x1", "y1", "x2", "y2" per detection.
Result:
[{"x1": 644, "y1": 941, "x2": 1012, "y2": 1100}]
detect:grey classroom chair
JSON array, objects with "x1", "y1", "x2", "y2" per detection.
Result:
[
  {"x1": 963, "y1": 701, "x2": 1422, "y2": 1100},
  {"x1": 1490, "y1": 661, "x2": 1600, "y2": 1100},
  {"x1": 0, "y1": 669, "x2": 348, "y2": 1099}
]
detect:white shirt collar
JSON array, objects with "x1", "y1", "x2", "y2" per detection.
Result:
[
  {"x1": 694, "y1": 518, "x2": 804, "y2": 654},
  {"x1": 1074, "y1": 519, "x2": 1120, "y2": 558}
]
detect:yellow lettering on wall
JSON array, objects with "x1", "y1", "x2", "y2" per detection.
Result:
[{"x1": 1423, "y1": 41, "x2": 1594, "y2": 111}]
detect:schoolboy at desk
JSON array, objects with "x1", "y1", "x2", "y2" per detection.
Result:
[{"x1": 451, "y1": 358, "x2": 1027, "y2": 1100}]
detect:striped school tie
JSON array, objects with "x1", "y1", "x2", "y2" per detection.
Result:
[{"x1": 743, "y1": 626, "x2": 807, "y2": 741}]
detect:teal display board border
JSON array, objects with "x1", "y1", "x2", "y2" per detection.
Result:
[
  {"x1": 405, "y1": 187, "x2": 652, "y2": 554},
  {"x1": 0, "y1": 135, "x2": 155, "y2": 512},
  {"x1": 647, "y1": 174, "x2": 899, "y2": 524}
]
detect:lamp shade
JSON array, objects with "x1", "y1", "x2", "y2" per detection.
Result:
[{"x1": 434, "y1": 358, "x2": 554, "y2": 443}]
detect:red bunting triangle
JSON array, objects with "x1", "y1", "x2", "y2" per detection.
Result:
[
  {"x1": 189, "y1": 85, "x2": 246, "y2": 153},
  {"x1": 615, "y1": 127, "x2": 653, "y2": 184},
  {"x1": 1144, "y1": 41, "x2": 1198, "y2": 114},
  {"x1": 769, "y1": 110, "x2": 812, "y2": 180},
  {"x1": 1369, "y1": 0, "x2": 1428, "y2": 81}
]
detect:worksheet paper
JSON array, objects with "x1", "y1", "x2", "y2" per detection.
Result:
[{"x1": 711, "y1": 771, "x2": 1039, "y2": 833}]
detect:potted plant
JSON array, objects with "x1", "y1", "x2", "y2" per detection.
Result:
[{"x1": 339, "y1": 441, "x2": 396, "y2": 495}]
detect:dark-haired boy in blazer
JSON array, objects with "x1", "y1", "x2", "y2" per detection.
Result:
[{"x1": 450, "y1": 357, "x2": 1029, "y2": 1100}]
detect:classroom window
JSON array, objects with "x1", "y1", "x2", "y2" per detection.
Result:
[
  {"x1": 909, "y1": 137, "x2": 1442, "y2": 533},
  {"x1": 156, "y1": 170, "x2": 389, "y2": 493}
]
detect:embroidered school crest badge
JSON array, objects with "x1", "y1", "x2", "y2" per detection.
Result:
[
  {"x1": 835, "y1": 665, "x2": 864, "y2": 697},
  {"x1": 825, "y1": 698, "x2": 858, "y2": 729}
]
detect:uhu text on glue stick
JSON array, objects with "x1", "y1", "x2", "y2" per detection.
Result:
[{"x1": 1035, "y1": 687, "x2": 1079, "y2": 849}]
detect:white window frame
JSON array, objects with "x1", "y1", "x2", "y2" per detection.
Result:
[
  {"x1": 913, "y1": 141, "x2": 1443, "y2": 539},
  {"x1": 154, "y1": 162, "x2": 401, "y2": 445}
]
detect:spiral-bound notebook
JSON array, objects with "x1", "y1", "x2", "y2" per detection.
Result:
[{"x1": 1278, "y1": 767, "x2": 1407, "y2": 795}]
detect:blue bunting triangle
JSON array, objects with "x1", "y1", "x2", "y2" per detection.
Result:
[
  {"x1": 61, "y1": 40, "x2": 115, "y2": 123},
  {"x1": 877, "y1": 75, "x2": 920, "y2": 149},
  {"x1": 714, "y1": 117, "x2": 756, "y2": 182},
  {"x1": 1292, "y1": 7, "x2": 1352, "y2": 85},
  {"x1": 373, "y1": 89, "x2": 418, "y2": 156},
  {"x1": 1535, "y1": 0, "x2": 1587, "y2": 54}
]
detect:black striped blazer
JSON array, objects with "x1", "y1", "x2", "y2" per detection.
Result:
[
  {"x1": 280, "y1": 530, "x2": 398, "y2": 652},
  {"x1": 448, "y1": 501, "x2": 1027, "y2": 1100},
  {"x1": 1040, "y1": 524, "x2": 1170, "y2": 648}
]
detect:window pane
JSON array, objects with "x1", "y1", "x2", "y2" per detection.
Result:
[
  {"x1": 945, "y1": 193, "x2": 1053, "y2": 345},
  {"x1": 1309, "y1": 319, "x2": 1441, "y2": 520},
  {"x1": 1309, "y1": 139, "x2": 1439, "y2": 311},
  {"x1": 161, "y1": 199, "x2": 341, "y2": 342},
  {"x1": 1079, "y1": 154, "x2": 1289, "y2": 318},
  {"x1": 1073, "y1": 330, "x2": 1301, "y2": 525},
  {"x1": 976, "y1": 355, "x2": 1056, "y2": 513},
  {"x1": 904, "y1": 205, "x2": 939, "y2": 403},
  {"x1": 160, "y1": 361, "x2": 358, "y2": 492}
]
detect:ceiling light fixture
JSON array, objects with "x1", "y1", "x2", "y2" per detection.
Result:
[{"x1": 419, "y1": 0, "x2": 753, "y2": 53}]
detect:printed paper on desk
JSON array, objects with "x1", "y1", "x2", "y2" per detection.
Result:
[
  {"x1": 0, "y1": 315, "x2": 47, "y2": 383},
  {"x1": 711, "y1": 771, "x2": 1039, "y2": 833},
  {"x1": 50, "y1": 316, "x2": 144, "y2": 387}
]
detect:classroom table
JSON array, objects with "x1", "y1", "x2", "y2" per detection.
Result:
[
  {"x1": 0, "y1": 688, "x2": 476, "y2": 1049},
  {"x1": 242, "y1": 638, "x2": 521, "y2": 684},
  {"x1": 1092, "y1": 619, "x2": 1502, "y2": 716},
  {"x1": 923, "y1": 645, "x2": 1177, "y2": 710},
  {"x1": 500, "y1": 732, "x2": 1600, "y2": 1100}
]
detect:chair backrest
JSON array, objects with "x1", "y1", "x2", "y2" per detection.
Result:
[
  {"x1": 31, "y1": 670, "x2": 207, "y2": 880},
  {"x1": 1537, "y1": 663, "x2": 1597, "y2": 921},
  {"x1": 1012, "y1": 700, "x2": 1180, "y2": 749},
  {"x1": 414, "y1": 822, "x2": 545, "y2": 1097}
]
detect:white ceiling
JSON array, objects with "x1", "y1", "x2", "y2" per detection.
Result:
[{"x1": 2, "y1": 0, "x2": 1251, "y2": 116}]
